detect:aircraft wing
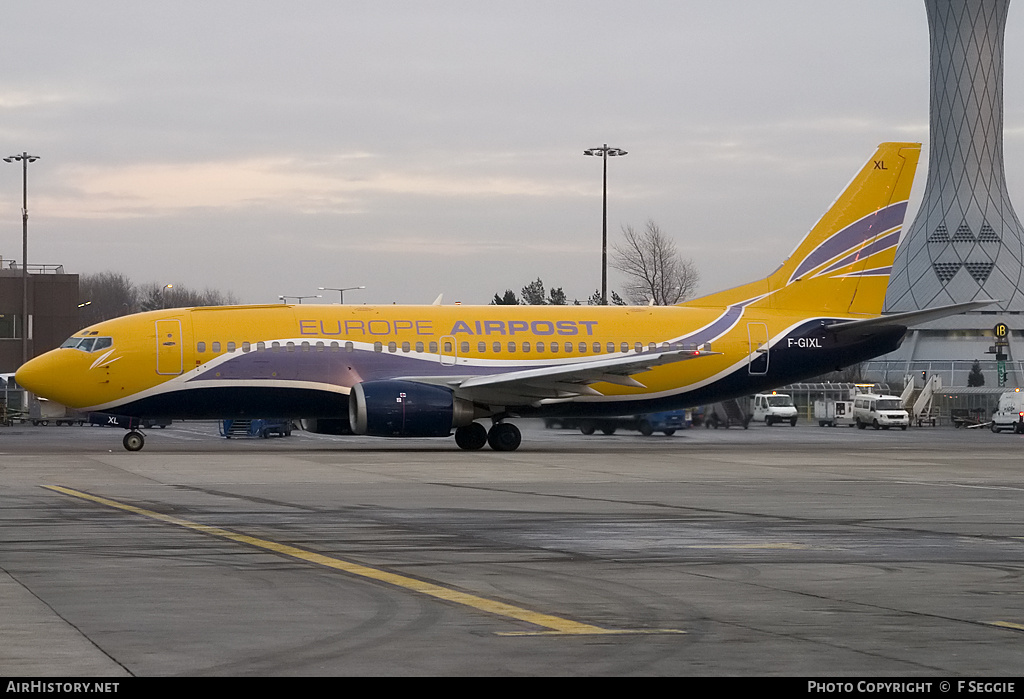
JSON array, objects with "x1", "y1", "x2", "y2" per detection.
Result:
[
  {"x1": 825, "y1": 300, "x2": 996, "y2": 336},
  {"x1": 401, "y1": 348, "x2": 718, "y2": 406}
]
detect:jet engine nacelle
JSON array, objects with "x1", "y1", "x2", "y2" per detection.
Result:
[{"x1": 349, "y1": 380, "x2": 475, "y2": 437}]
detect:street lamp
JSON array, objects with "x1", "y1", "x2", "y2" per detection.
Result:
[
  {"x1": 4, "y1": 152, "x2": 39, "y2": 366},
  {"x1": 318, "y1": 285, "x2": 365, "y2": 304},
  {"x1": 161, "y1": 284, "x2": 173, "y2": 309},
  {"x1": 279, "y1": 294, "x2": 322, "y2": 304},
  {"x1": 583, "y1": 144, "x2": 627, "y2": 305}
]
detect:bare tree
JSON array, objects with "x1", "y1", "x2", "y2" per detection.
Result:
[
  {"x1": 79, "y1": 272, "x2": 238, "y2": 323},
  {"x1": 612, "y1": 220, "x2": 700, "y2": 305},
  {"x1": 79, "y1": 272, "x2": 139, "y2": 326}
]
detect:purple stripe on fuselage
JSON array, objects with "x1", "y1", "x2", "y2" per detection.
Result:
[
  {"x1": 672, "y1": 299, "x2": 753, "y2": 347},
  {"x1": 185, "y1": 346, "x2": 521, "y2": 387},
  {"x1": 789, "y1": 202, "x2": 907, "y2": 283}
]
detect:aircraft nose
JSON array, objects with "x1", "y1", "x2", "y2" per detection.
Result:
[{"x1": 15, "y1": 351, "x2": 69, "y2": 403}]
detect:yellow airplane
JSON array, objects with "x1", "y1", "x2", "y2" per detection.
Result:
[{"x1": 15, "y1": 142, "x2": 985, "y2": 452}]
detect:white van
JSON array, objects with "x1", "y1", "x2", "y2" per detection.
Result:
[
  {"x1": 753, "y1": 392, "x2": 798, "y2": 426},
  {"x1": 853, "y1": 393, "x2": 909, "y2": 430},
  {"x1": 990, "y1": 389, "x2": 1024, "y2": 433}
]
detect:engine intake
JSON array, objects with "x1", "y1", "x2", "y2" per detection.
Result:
[{"x1": 349, "y1": 380, "x2": 474, "y2": 437}]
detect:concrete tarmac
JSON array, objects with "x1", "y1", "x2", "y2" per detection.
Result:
[{"x1": 1, "y1": 420, "x2": 1022, "y2": 676}]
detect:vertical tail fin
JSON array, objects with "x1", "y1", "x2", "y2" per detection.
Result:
[{"x1": 683, "y1": 142, "x2": 921, "y2": 316}]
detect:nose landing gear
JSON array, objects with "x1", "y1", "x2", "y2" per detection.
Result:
[{"x1": 122, "y1": 430, "x2": 145, "y2": 452}]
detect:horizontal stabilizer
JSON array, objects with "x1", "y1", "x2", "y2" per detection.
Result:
[{"x1": 826, "y1": 300, "x2": 996, "y2": 335}]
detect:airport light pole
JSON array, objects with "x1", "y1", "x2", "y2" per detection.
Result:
[
  {"x1": 279, "y1": 294, "x2": 321, "y2": 304},
  {"x1": 4, "y1": 152, "x2": 39, "y2": 366},
  {"x1": 319, "y1": 285, "x2": 365, "y2": 304},
  {"x1": 583, "y1": 144, "x2": 627, "y2": 305}
]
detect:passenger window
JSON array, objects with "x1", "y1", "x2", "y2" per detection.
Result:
[
  {"x1": 416, "y1": 342, "x2": 425, "y2": 352},
  {"x1": 508, "y1": 342, "x2": 516, "y2": 352},
  {"x1": 522, "y1": 341, "x2": 530, "y2": 353},
  {"x1": 257, "y1": 341, "x2": 265, "y2": 351},
  {"x1": 197, "y1": 341, "x2": 206, "y2": 353},
  {"x1": 212, "y1": 341, "x2": 221, "y2": 353},
  {"x1": 242, "y1": 342, "x2": 251, "y2": 352},
  {"x1": 607, "y1": 342, "x2": 615, "y2": 353},
  {"x1": 374, "y1": 341, "x2": 382, "y2": 352},
  {"x1": 493, "y1": 342, "x2": 501, "y2": 353},
  {"x1": 429, "y1": 342, "x2": 438, "y2": 353},
  {"x1": 478, "y1": 341, "x2": 486, "y2": 353},
  {"x1": 536, "y1": 341, "x2": 545, "y2": 352},
  {"x1": 388, "y1": 342, "x2": 397, "y2": 353},
  {"x1": 460, "y1": 341, "x2": 469, "y2": 353},
  {"x1": 579, "y1": 342, "x2": 587, "y2": 353},
  {"x1": 345, "y1": 341, "x2": 354, "y2": 352},
  {"x1": 404, "y1": 342, "x2": 412, "y2": 352},
  {"x1": 227, "y1": 342, "x2": 236, "y2": 352}
]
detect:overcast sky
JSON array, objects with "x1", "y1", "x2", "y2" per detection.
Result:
[{"x1": 3, "y1": 1, "x2": 1024, "y2": 305}]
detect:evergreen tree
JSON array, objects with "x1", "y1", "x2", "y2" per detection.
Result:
[
  {"x1": 967, "y1": 359, "x2": 985, "y2": 387},
  {"x1": 521, "y1": 278, "x2": 547, "y2": 305},
  {"x1": 490, "y1": 290, "x2": 520, "y2": 305}
]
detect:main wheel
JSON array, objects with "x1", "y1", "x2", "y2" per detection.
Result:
[
  {"x1": 123, "y1": 431, "x2": 145, "y2": 452},
  {"x1": 455, "y1": 423, "x2": 488, "y2": 450},
  {"x1": 487, "y1": 422, "x2": 522, "y2": 452}
]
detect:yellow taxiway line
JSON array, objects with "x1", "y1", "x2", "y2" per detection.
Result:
[{"x1": 44, "y1": 485, "x2": 682, "y2": 637}]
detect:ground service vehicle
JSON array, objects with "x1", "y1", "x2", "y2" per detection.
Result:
[
  {"x1": 990, "y1": 389, "x2": 1024, "y2": 433},
  {"x1": 814, "y1": 399, "x2": 854, "y2": 427},
  {"x1": 15, "y1": 142, "x2": 989, "y2": 452},
  {"x1": 853, "y1": 393, "x2": 909, "y2": 430},
  {"x1": 753, "y1": 392, "x2": 798, "y2": 426}
]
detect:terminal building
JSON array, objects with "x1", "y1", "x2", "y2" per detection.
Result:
[{"x1": 0, "y1": 262, "x2": 80, "y2": 375}]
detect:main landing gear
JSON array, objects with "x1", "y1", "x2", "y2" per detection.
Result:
[{"x1": 454, "y1": 421, "x2": 521, "y2": 452}]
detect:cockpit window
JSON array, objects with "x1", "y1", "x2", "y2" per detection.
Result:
[{"x1": 60, "y1": 336, "x2": 113, "y2": 352}]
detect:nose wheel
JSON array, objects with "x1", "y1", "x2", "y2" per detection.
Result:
[{"x1": 122, "y1": 430, "x2": 145, "y2": 452}]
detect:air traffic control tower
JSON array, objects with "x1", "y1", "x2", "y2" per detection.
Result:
[{"x1": 870, "y1": 0, "x2": 1023, "y2": 387}]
